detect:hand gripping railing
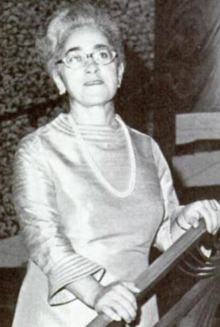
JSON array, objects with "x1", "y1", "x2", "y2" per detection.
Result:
[{"x1": 86, "y1": 220, "x2": 210, "y2": 327}]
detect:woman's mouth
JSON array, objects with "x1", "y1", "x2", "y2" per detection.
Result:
[{"x1": 84, "y1": 80, "x2": 104, "y2": 86}]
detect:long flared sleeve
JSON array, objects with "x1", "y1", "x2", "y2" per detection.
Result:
[
  {"x1": 13, "y1": 134, "x2": 105, "y2": 305},
  {"x1": 151, "y1": 139, "x2": 183, "y2": 251}
]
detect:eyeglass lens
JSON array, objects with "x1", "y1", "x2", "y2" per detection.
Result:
[{"x1": 64, "y1": 49, "x2": 116, "y2": 68}]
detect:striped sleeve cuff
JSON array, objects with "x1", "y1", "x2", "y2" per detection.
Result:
[
  {"x1": 48, "y1": 255, "x2": 105, "y2": 306},
  {"x1": 154, "y1": 206, "x2": 185, "y2": 252}
]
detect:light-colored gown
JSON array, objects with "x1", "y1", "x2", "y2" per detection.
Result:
[{"x1": 12, "y1": 113, "x2": 179, "y2": 327}]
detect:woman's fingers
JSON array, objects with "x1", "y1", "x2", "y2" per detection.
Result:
[
  {"x1": 94, "y1": 282, "x2": 139, "y2": 323},
  {"x1": 116, "y1": 282, "x2": 140, "y2": 310},
  {"x1": 198, "y1": 207, "x2": 215, "y2": 234},
  {"x1": 210, "y1": 200, "x2": 220, "y2": 233},
  {"x1": 182, "y1": 200, "x2": 220, "y2": 234},
  {"x1": 110, "y1": 298, "x2": 136, "y2": 323},
  {"x1": 101, "y1": 306, "x2": 121, "y2": 322},
  {"x1": 96, "y1": 296, "x2": 136, "y2": 324},
  {"x1": 196, "y1": 200, "x2": 219, "y2": 234},
  {"x1": 122, "y1": 281, "x2": 141, "y2": 294},
  {"x1": 112, "y1": 289, "x2": 137, "y2": 319},
  {"x1": 209, "y1": 199, "x2": 220, "y2": 211}
]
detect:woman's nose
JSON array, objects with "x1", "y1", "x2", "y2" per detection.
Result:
[{"x1": 85, "y1": 57, "x2": 99, "y2": 73}]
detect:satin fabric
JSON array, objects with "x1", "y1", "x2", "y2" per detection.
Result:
[{"x1": 12, "y1": 114, "x2": 179, "y2": 327}]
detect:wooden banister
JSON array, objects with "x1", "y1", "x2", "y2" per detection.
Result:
[{"x1": 86, "y1": 221, "x2": 207, "y2": 327}]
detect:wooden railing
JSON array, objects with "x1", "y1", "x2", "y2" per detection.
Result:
[{"x1": 85, "y1": 220, "x2": 220, "y2": 327}]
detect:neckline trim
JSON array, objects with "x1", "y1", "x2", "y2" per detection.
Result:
[{"x1": 68, "y1": 114, "x2": 136, "y2": 198}]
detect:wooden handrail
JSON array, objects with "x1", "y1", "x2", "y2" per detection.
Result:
[{"x1": 86, "y1": 221, "x2": 207, "y2": 327}]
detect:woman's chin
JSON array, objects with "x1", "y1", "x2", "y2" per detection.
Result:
[{"x1": 80, "y1": 94, "x2": 114, "y2": 108}]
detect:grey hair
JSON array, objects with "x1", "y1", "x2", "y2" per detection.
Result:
[{"x1": 36, "y1": 1, "x2": 125, "y2": 77}]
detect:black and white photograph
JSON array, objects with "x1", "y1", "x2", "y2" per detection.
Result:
[{"x1": 1, "y1": 1, "x2": 220, "y2": 326}]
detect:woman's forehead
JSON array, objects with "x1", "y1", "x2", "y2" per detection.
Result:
[{"x1": 63, "y1": 26, "x2": 111, "y2": 53}]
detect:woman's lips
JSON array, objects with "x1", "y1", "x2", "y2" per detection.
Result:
[{"x1": 84, "y1": 80, "x2": 104, "y2": 86}]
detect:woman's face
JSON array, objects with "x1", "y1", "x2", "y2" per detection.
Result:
[{"x1": 53, "y1": 25, "x2": 124, "y2": 108}]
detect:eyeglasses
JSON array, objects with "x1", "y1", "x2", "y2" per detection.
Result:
[{"x1": 57, "y1": 48, "x2": 117, "y2": 70}]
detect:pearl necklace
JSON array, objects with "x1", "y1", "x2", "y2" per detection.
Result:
[{"x1": 68, "y1": 114, "x2": 136, "y2": 198}]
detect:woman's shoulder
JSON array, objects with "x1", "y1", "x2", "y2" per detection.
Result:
[
  {"x1": 128, "y1": 126, "x2": 158, "y2": 148},
  {"x1": 17, "y1": 123, "x2": 50, "y2": 151},
  {"x1": 128, "y1": 126, "x2": 164, "y2": 163},
  {"x1": 17, "y1": 114, "x2": 67, "y2": 150}
]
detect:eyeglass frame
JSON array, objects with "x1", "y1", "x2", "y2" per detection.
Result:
[{"x1": 56, "y1": 47, "x2": 118, "y2": 69}]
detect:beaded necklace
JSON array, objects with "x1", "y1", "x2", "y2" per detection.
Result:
[{"x1": 68, "y1": 114, "x2": 136, "y2": 198}]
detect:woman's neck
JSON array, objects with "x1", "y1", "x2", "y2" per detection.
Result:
[{"x1": 69, "y1": 101, "x2": 116, "y2": 127}]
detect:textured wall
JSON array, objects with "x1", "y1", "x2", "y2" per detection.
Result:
[
  {"x1": 155, "y1": 0, "x2": 220, "y2": 114},
  {"x1": 0, "y1": 0, "x2": 155, "y2": 238}
]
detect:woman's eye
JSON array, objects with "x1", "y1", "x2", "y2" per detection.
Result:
[
  {"x1": 67, "y1": 53, "x2": 83, "y2": 64},
  {"x1": 75, "y1": 55, "x2": 83, "y2": 62},
  {"x1": 99, "y1": 50, "x2": 110, "y2": 59}
]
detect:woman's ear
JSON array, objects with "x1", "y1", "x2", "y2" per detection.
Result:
[
  {"x1": 52, "y1": 69, "x2": 66, "y2": 95},
  {"x1": 117, "y1": 62, "x2": 125, "y2": 88}
]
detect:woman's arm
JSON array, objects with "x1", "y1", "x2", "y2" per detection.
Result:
[
  {"x1": 151, "y1": 138, "x2": 220, "y2": 250},
  {"x1": 66, "y1": 277, "x2": 140, "y2": 323},
  {"x1": 13, "y1": 134, "x2": 104, "y2": 305},
  {"x1": 172, "y1": 200, "x2": 220, "y2": 238},
  {"x1": 150, "y1": 138, "x2": 181, "y2": 250}
]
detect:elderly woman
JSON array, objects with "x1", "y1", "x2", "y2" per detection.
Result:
[{"x1": 12, "y1": 2, "x2": 220, "y2": 327}]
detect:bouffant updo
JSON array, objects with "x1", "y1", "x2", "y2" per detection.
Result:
[{"x1": 36, "y1": 1, "x2": 125, "y2": 77}]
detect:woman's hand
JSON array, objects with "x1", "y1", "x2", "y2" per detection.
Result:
[
  {"x1": 177, "y1": 200, "x2": 220, "y2": 234},
  {"x1": 93, "y1": 281, "x2": 140, "y2": 324},
  {"x1": 66, "y1": 277, "x2": 140, "y2": 324}
]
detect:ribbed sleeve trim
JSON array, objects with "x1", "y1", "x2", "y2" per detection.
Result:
[
  {"x1": 154, "y1": 206, "x2": 185, "y2": 252},
  {"x1": 48, "y1": 255, "x2": 105, "y2": 306}
]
